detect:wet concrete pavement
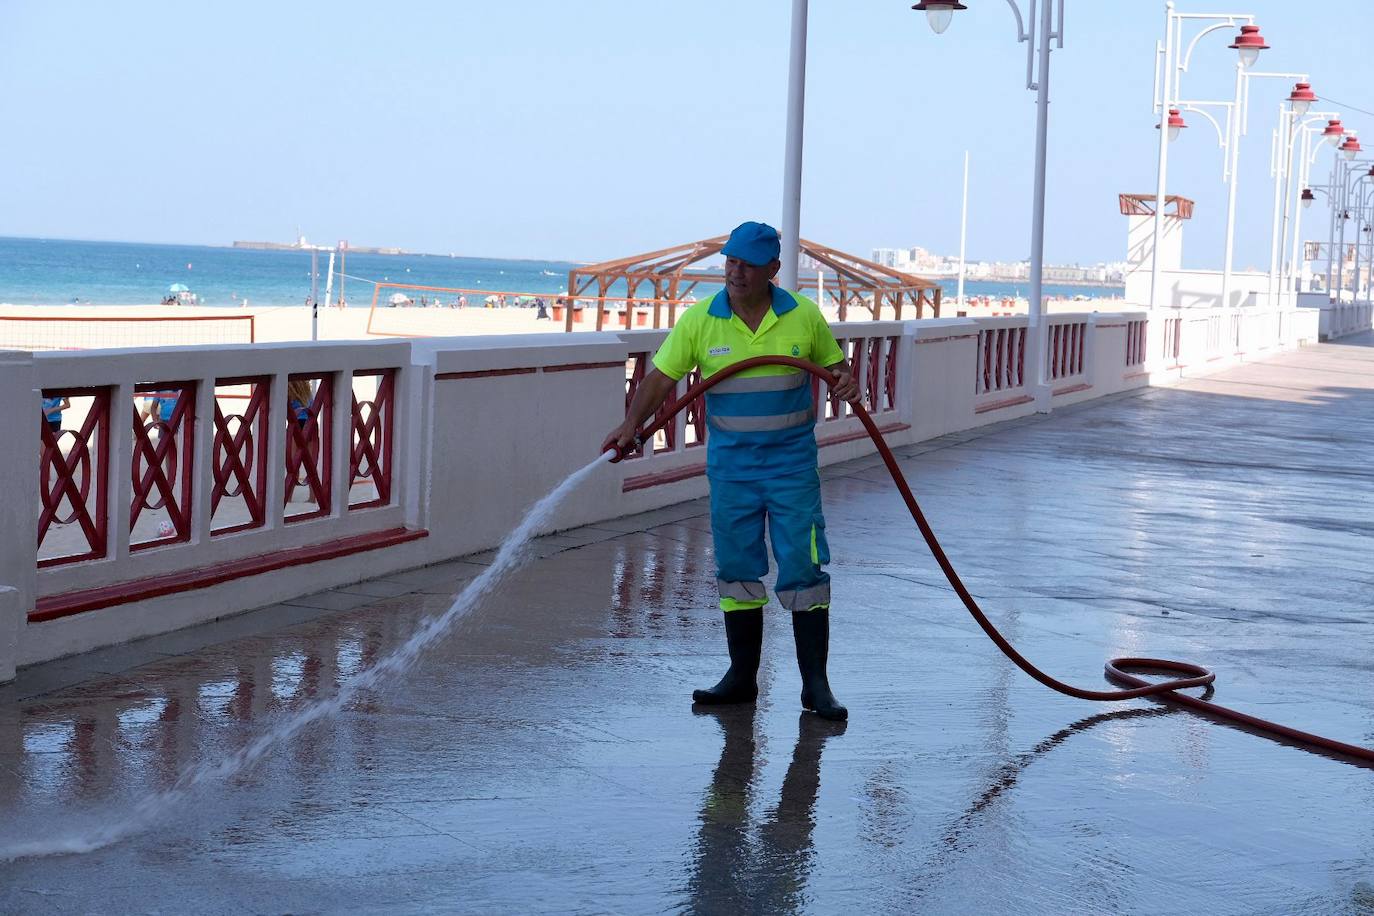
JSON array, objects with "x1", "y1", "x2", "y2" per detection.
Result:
[{"x1": 3, "y1": 335, "x2": 1374, "y2": 914}]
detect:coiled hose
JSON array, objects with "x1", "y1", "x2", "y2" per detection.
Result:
[{"x1": 616, "y1": 355, "x2": 1374, "y2": 766}]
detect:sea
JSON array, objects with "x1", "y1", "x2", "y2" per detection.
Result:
[{"x1": 0, "y1": 236, "x2": 1123, "y2": 308}]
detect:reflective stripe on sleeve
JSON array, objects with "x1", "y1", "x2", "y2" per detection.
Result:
[{"x1": 707, "y1": 408, "x2": 815, "y2": 433}]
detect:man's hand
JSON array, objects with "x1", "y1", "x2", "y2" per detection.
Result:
[
  {"x1": 829, "y1": 367, "x2": 860, "y2": 404},
  {"x1": 600, "y1": 420, "x2": 640, "y2": 462},
  {"x1": 603, "y1": 368, "x2": 678, "y2": 462}
]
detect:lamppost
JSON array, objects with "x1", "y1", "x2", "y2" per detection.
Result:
[
  {"x1": 1282, "y1": 114, "x2": 1342, "y2": 306},
  {"x1": 911, "y1": 0, "x2": 1062, "y2": 407},
  {"x1": 1150, "y1": 3, "x2": 1267, "y2": 311},
  {"x1": 1327, "y1": 137, "x2": 1370, "y2": 299},
  {"x1": 779, "y1": 0, "x2": 809, "y2": 291},
  {"x1": 1250, "y1": 74, "x2": 1313, "y2": 311},
  {"x1": 1350, "y1": 177, "x2": 1374, "y2": 302}
]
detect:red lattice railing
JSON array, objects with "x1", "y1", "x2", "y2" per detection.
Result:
[
  {"x1": 130, "y1": 383, "x2": 196, "y2": 549},
  {"x1": 350, "y1": 369, "x2": 395, "y2": 509},
  {"x1": 285, "y1": 374, "x2": 333, "y2": 522},
  {"x1": 38, "y1": 387, "x2": 110, "y2": 567},
  {"x1": 976, "y1": 326, "x2": 1026, "y2": 394},
  {"x1": 1161, "y1": 317, "x2": 1182, "y2": 362},
  {"x1": 622, "y1": 355, "x2": 705, "y2": 459},
  {"x1": 1126, "y1": 319, "x2": 1147, "y2": 367},
  {"x1": 211, "y1": 377, "x2": 269, "y2": 535},
  {"x1": 681, "y1": 368, "x2": 705, "y2": 446},
  {"x1": 1048, "y1": 322, "x2": 1087, "y2": 381}
]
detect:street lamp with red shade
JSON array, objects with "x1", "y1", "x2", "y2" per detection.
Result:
[
  {"x1": 1228, "y1": 23, "x2": 1269, "y2": 68},
  {"x1": 1287, "y1": 82, "x2": 1317, "y2": 118},
  {"x1": 1340, "y1": 133, "x2": 1362, "y2": 161}
]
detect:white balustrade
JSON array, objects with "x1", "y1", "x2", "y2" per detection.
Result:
[{"x1": 0, "y1": 306, "x2": 1323, "y2": 675}]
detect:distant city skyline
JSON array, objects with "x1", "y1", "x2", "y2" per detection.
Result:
[
  {"x1": 868, "y1": 246, "x2": 1126, "y2": 286},
  {"x1": 2, "y1": 1, "x2": 1371, "y2": 269}
]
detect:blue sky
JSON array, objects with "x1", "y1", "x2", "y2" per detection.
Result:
[{"x1": 3, "y1": 1, "x2": 1371, "y2": 268}]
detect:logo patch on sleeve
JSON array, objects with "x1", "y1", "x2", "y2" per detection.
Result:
[
  {"x1": 708, "y1": 345, "x2": 732, "y2": 356},
  {"x1": 791, "y1": 344, "x2": 801, "y2": 356}
]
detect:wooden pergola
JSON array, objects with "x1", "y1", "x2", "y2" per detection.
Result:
[
  {"x1": 1118, "y1": 193, "x2": 1195, "y2": 219},
  {"x1": 561, "y1": 235, "x2": 942, "y2": 332}
]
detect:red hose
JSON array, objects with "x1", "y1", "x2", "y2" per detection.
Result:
[{"x1": 622, "y1": 355, "x2": 1374, "y2": 766}]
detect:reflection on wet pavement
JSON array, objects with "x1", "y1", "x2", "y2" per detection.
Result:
[{"x1": 2, "y1": 337, "x2": 1374, "y2": 912}]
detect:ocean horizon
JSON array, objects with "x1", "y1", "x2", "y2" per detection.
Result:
[{"x1": 0, "y1": 235, "x2": 1124, "y2": 309}]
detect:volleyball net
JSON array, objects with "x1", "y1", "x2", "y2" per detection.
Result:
[{"x1": 0, "y1": 314, "x2": 256, "y2": 351}]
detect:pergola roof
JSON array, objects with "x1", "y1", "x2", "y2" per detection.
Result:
[
  {"x1": 562, "y1": 235, "x2": 942, "y2": 331},
  {"x1": 1119, "y1": 193, "x2": 1195, "y2": 219}
]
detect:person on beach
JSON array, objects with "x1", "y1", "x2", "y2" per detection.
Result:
[
  {"x1": 139, "y1": 392, "x2": 179, "y2": 431},
  {"x1": 41, "y1": 395, "x2": 69, "y2": 434},
  {"x1": 286, "y1": 379, "x2": 313, "y2": 430},
  {"x1": 601, "y1": 221, "x2": 860, "y2": 721}
]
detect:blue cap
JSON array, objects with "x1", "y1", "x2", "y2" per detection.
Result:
[{"x1": 721, "y1": 221, "x2": 781, "y2": 266}]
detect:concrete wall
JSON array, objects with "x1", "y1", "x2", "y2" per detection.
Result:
[
  {"x1": 0, "y1": 351, "x2": 36, "y2": 682},
  {"x1": 1295, "y1": 291, "x2": 1374, "y2": 341},
  {"x1": 1125, "y1": 267, "x2": 1277, "y2": 310},
  {"x1": 0, "y1": 306, "x2": 1322, "y2": 676},
  {"x1": 1121, "y1": 211, "x2": 1279, "y2": 311}
]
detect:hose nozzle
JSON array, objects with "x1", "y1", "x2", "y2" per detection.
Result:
[{"x1": 604, "y1": 433, "x2": 645, "y2": 464}]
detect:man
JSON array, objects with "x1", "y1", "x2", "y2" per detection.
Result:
[{"x1": 602, "y1": 221, "x2": 859, "y2": 720}]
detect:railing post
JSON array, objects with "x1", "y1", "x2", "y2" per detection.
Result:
[
  {"x1": 265, "y1": 371, "x2": 290, "y2": 529},
  {"x1": 0, "y1": 350, "x2": 37, "y2": 682},
  {"x1": 896, "y1": 324, "x2": 917, "y2": 431},
  {"x1": 109, "y1": 379, "x2": 136, "y2": 564},
  {"x1": 190, "y1": 372, "x2": 215, "y2": 544},
  {"x1": 331, "y1": 370, "x2": 352, "y2": 516},
  {"x1": 397, "y1": 357, "x2": 431, "y2": 531}
]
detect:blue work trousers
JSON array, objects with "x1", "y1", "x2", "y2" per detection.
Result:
[{"x1": 709, "y1": 468, "x2": 831, "y2": 612}]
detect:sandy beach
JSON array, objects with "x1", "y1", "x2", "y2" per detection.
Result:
[{"x1": 0, "y1": 294, "x2": 1136, "y2": 350}]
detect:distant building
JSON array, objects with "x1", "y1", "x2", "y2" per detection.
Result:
[{"x1": 871, "y1": 243, "x2": 1124, "y2": 286}]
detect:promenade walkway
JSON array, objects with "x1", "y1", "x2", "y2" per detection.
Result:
[{"x1": 2, "y1": 334, "x2": 1372, "y2": 914}]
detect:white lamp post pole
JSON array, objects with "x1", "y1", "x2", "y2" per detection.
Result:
[
  {"x1": 1357, "y1": 186, "x2": 1368, "y2": 300},
  {"x1": 914, "y1": 0, "x2": 1062, "y2": 409},
  {"x1": 779, "y1": 0, "x2": 810, "y2": 291},
  {"x1": 1331, "y1": 147, "x2": 1368, "y2": 299},
  {"x1": 957, "y1": 150, "x2": 970, "y2": 308},
  {"x1": 1150, "y1": 7, "x2": 1266, "y2": 312},
  {"x1": 1326, "y1": 158, "x2": 1342, "y2": 294},
  {"x1": 1267, "y1": 105, "x2": 1291, "y2": 312},
  {"x1": 1026, "y1": 0, "x2": 1054, "y2": 406},
  {"x1": 1150, "y1": 2, "x2": 1177, "y2": 310},
  {"x1": 1219, "y1": 61, "x2": 1249, "y2": 313},
  {"x1": 1224, "y1": 71, "x2": 1308, "y2": 314},
  {"x1": 1353, "y1": 185, "x2": 1374, "y2": 301},
  {"x1": 1284, "y1": 115, "x2": 1340, "y2": 306},
  {"x1": 309, "y1": 247, "x2": 320, "y2": 341},
  {"x1": 1336, "y1": 157, "x2": 1371, "y2": 299}
]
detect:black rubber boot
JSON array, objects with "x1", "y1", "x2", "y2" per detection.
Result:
[
  {"x1": 792, "y1": 609, "x2": 848, "y2": 721},
  {"x1": 692, "y1": 609, "x2": 763, "y2": 705}
]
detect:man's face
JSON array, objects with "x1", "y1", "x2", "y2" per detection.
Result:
[{"x1": 725, "y1": 256, "x2": 780, "y2": 303}]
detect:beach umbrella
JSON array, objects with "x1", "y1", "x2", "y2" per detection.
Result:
[
  {"x1": 169, "y1": 283, "x2": 190, "y2": 292},
  {"x1": 388, "y1": 292, "x2": 412, "y2": 305}
]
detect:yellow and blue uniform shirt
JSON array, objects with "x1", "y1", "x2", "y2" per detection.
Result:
[{"x1": 652, "y1": 285, "x2": 844, "y2": 482}]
